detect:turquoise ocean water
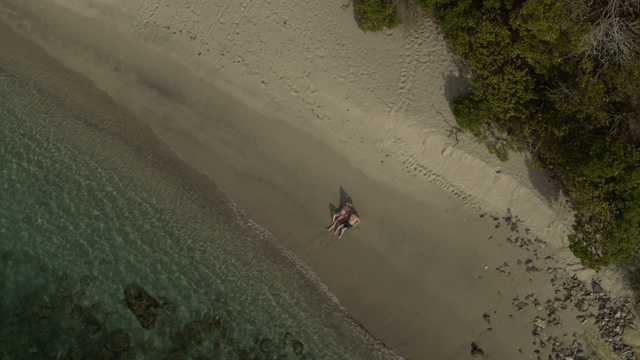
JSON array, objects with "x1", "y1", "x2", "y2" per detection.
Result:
[{"x1": 0, "y1": 31, "x2": 401, "y2": 360}]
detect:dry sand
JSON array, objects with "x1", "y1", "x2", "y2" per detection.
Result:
[{"x1": 1, "y1": 1, "x2": 634, "y2": 359}]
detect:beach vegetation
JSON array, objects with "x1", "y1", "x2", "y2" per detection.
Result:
[
  {"x1": 352, "y1": 0, "x2": 402, "y2": 32},
  {"x1": 421, "y1": 0, "x2": 640, "y2": 269}
]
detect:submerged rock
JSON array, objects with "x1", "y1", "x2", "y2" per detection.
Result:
[
  {"x1": 183, "y1": 322, "x2": 204, "y2": 346},
  {"x1": 80, "y1": 274, "x2": 91, "y2": 286},
  {"x1": 166, "y1": 347, "x2": 189, "y2": 360},
  {"x1": 201, "y1": 312, "x2": 224, "y2": 333},
  {"x1": 84, "y1": 317, "x2": 102, "y2": 336},
  {"x1": 220, "y1": 327, "x2": 239, "y2": 352},
  {"x1": 259, "y1": 338, "x2": 273, "y2": 353},
  {"x1": 283, "y1": 332, "x2": 293, "y2": 345},
  {"x1": 122, "y1": 284, "x2": 163, "y2": 329},
  {"x1": 292, "y1": 340, "x2": 304, "y2": 355},
  {"x1": 97, "y1": 329, "x2": 131, "y2": 360},
  {"x1": 71, "y1": 305, "x2": 83, "y2": 321}
]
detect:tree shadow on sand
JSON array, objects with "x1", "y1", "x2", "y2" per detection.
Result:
[
  {"x1": 615, "y1": 258, "x2": 640, "y2": 308},
  {"x1": 441, "y1": 55, "x2": 565, "y2": 207},
  {"x1": 442, "y1": 55, "x2": 471, "y2": 111},
  {"x1": 524, "y1": 156, "x2": 564, "y2": 205}
]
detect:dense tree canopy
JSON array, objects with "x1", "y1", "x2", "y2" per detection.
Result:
[
  {"x1": 343, "y1": 0, "x2": 640, "y2": 268},
  {"x1": 413, "y1": 0, "x2": 640, "y2": 269},
  {"x1": 351, "y1": 0, "x2": 401, "y2": 32}
]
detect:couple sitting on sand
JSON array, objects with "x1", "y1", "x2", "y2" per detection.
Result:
[{"x1": 326, "y1": 202, "x2": 360, "y2": 239}]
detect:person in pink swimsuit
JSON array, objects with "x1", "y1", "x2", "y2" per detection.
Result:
[{"x1": 326, "y1": 202, "x2": 352, "y2": 232}]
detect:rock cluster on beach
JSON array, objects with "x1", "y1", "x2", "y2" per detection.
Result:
[
  {"x1": 528, "y1": 273, "x2": 636, "y2": 359},
  {"x1": 479, "y1": 208, "x2": 639, "y2": 360}
]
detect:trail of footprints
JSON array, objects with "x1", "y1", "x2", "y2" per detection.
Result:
[
  {"x1": 392, "y1": 139, "x2": 480, "y2": 210},
  {"x1": 385, "y1": 21, "x2": 427, "y2": 119}
]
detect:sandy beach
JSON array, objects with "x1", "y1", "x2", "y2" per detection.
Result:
[{"x1": 1, "y1": 1, "x2": 636, "y2": 358}]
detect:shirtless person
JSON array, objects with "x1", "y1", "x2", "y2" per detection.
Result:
[
  {"x1": 333, "y1": 211, "x2": 360, "y2": 239},
  {"x1": 326, "y1": 202, "x2": 352, "y2": 232}
]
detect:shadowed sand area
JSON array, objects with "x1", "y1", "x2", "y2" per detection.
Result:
[{"x1": 0, "y1": 1, "x2": 631, "y2": 359}]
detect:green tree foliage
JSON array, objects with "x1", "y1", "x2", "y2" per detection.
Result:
[
  {"x1": 430, "y1": 0, "x2": 563, "y2": 159},
  {"x1": 352, "y1": 0, "x2": 401, "y2": 32},
  {"x1": 424, "y1": 0, "x2": 640, "y2": 269}
]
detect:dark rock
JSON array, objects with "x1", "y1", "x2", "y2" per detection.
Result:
[
  {"x1": 144, "y1": 338, "x2": 155, "y2": 349},
  {"x1": 122, "y1": 284, "x2": 162, "y2": 329},
  {"x1": 283, "y1": 332, "x2": 293, "y2": 345},
  {"x1": 166, "y1": 347, "x2": 189, "y2": 360},
  {"x1": 292, "y1": 340, "x2": 304, "y2": 355},
  {"x1": 80, "y1": 275, "x2": 91, "y2": 286},
  {"x1": 483, "y1": 313, "x2": 491, "y2": 324},
  {"x1": 111, "y1": 330, "x2": 131, "y2": 353},
  {"x1": 71, "y1": 305, "x2": 83, "y2": 321},
  {"x1": 183, "y1": 322, "x2": 204, "y2": 346},
  {"x1": 98, "y1": 329, "x2": 131, "y2": 359},
  {"x1": 220, "y1": 328, "x2": 238, "y2": 351},
  {"x1": 575, "y1": 300, "x2": 588, "y2": 312},
  {"x1": 237, "y1": 350, "x2": 251, "y2": 360},
  {"x1": 90, "y1": 303, "x2": 102, "y2": 316},
  {"x1": 260, "y1": 338, "x2": 273, "y2": 353},
  {"x1": 169, "y1": 326, "x2": 184, "y2": 345},
  {"x1": 201, "y1": 312, "x2": 224, "y2": 333},
  {"x1": 163, "y1": 302, "x2": 176, "y2": 316},
  {"x1": 470, "y1": 342, "x2": 484, "y2": 357},
  {"x1": 60, "y1": 293, "x2": 74, "y2": 309},
  {"x1": 84, "y1": 317, "x2": 102, "y2": 335},
  {"x1": 35, "y1": 304, "x2": 53, "y2": 320},
  {"x1": 591, "y1": 281, "x2": 604, "y2": 294}
]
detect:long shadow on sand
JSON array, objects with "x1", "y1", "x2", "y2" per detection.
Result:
[
  {"x1": 524, "y1": 155, "x2": 563, "y2": 205},
  {"x1": 328, "y1": 186, "x2": 355, "y2": 217},
  {"x1": 442, "y1": 54, "x2": 471, "y2": 110}
]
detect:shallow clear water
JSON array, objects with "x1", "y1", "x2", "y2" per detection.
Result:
[{"x1": 0, "y1": 35, "x2": 400, "y2": 360}]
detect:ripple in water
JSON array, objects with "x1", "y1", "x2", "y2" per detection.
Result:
[{"x1": 0, "y1": 29, "x2": 402, "y2": 360}]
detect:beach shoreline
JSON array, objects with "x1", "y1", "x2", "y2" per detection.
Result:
[
  {"x1": 1, "y1": 1, "x2": 635, "y2": 358},
  {"x1": 0, "y1": 20, "x2": 404, "y2": 359}
]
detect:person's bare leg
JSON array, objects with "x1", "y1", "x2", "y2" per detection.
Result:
[
  {"x1": 326, "y1": 213, "x2": 340, "y2": 230},
  {"x1": 337, "y1": 227, "x2": 347, "y2": 239},
  {"x1": 333, "y1": 224, "x2": 344, "y2": 236}
]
